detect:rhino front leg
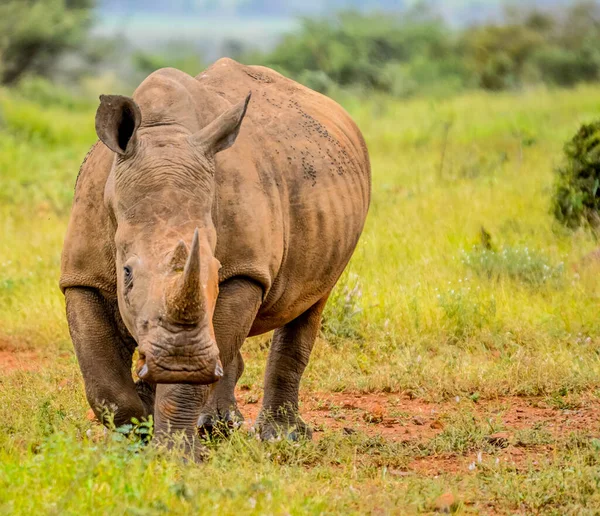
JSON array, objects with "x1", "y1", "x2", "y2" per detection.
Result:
[
  {"x1": 197, "y1": 278, "x2": 263, "y2": 436},
  {"x1": 65, "y1": 287, "x2": 153, "y2": 427},
  {"x1": 154, "y1": 383, "x2": 207, "y2": 459},
  {"x1": 257, "y1": 295, "x2": 329, "y2": 440}
]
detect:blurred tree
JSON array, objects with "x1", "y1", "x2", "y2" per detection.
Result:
[
  {"x1": 460, "y1": 20, "x2": 546, "y2": 90},
  {"x1": 0, "y1": 0, "x2": 94, "y2": 85},
  {"x1": 536, "y1": 0, "x2": 600, "y2": 86},
  {"x1": 260, "y1": 8, "x2": 460, "y2": 94},
  {"x1": 460, "y1": 1, "x2": 600, "y2": 91},
  {"x1": 560, "y1": 1, "x2": 600, "y2": 51}
]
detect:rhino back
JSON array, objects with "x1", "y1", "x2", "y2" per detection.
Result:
[
  {"x1": 61, "y1": 60, "x2": 370, "y2": 332},
  {"x1": 198, "y1": 59, "x2": 371, "y2": 332}
]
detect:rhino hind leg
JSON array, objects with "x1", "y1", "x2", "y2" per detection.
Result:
[
  {"x1": 197, "y1": 351, "x2": 245, "y2": 437},
  {"x1": 257, "y1": 295, "x2": 329, "y2": 441}
]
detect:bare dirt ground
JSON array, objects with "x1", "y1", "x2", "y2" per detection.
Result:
[
  {"x1": 238, "y1": 391, "x2": 600, "y2": 475},
  {"x1": 0, "y1": 350, "x2": 41, "y2": 372},
  {"x1": 3, "y1": 350, "x2": 599, "y2": 476}
]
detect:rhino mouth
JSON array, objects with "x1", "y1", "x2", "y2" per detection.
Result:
[{"x1": 136, "y1": 344, "x2": 223, "y2": 384}]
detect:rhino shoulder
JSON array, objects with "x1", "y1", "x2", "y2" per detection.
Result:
[{"x1": 60, "y1": 141, "x2": 117, "y2": 295}]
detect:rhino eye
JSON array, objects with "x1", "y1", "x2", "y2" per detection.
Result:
[{"x1": 123, "y1": 265, "x2": 133, "y2": 288}]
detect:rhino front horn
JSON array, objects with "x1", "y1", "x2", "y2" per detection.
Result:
[{"x1": 166, "y1": 228, "x2": 203, "y2": 323}]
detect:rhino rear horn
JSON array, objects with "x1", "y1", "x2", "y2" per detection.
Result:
[
  {"x1": 95, "y1": 95, "x2": 142, "y2": 156},
  {"x1": 190, "y1": 92, "x2": 251, "y2": 155},
  {"x1": 169, "y1": 240, "x2": 188, "y2": 272},
  {"x1": 166, "y1": 229, "x2": 204, "y2": 323}
]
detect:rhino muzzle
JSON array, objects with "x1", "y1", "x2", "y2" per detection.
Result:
[
  {"x1": 135, "y1": 229, "x2": 222, "y2": 384},
  {"x1": 136, "y1": 339, "x2": 222, "y2": 384}
]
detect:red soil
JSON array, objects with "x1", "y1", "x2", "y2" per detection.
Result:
[{"x1": 3, "y1": 349, "x2": 599, "y2": 476}]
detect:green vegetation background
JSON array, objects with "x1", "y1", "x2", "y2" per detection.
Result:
[
  {"x1": 2, "y1": 1, "x2": 600, "y2": 513},
  {"x1": 3, "y1": 80, "x2": 600, "y2": 514}
]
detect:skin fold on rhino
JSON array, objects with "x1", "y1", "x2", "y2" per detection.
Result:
[{"x1": 60, "y1": 58, "x2": 371, "y2": 454}]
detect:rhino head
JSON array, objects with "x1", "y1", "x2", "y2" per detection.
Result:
[{"x1": 95, "y1": 91, "x2": 250, "y2": 385}]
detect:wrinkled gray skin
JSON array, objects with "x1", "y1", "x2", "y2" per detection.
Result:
[{"x1": 60, "y1": 59, "x2": 370, "y2": 455}]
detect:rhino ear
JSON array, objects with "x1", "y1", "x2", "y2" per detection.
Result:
[
  {"x1": 191, "y1": 92, "x2": 251, "y2": 156},
  {"x1": 95, "y1": 95, "x2": 142, "y2": 156}
]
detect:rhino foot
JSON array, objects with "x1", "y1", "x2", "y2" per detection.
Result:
[
  {"x1": 256, "y1": 408, "x2": 312, "y2": 441},
  {"x1": 197, "y1": 406, "x2": 244, "y2": 439},
  {"x1": 153, "y1": 432, "x2": 209, "y2": 463}
]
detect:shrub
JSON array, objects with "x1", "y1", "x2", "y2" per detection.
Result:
[
  {"x1": 552, "y1": 120, "x2": 600, "y2": 230},
  {"x1": 461, "y1": 245, "x2": 564, "y2": 287}
]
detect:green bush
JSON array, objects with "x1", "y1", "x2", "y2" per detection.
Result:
[
  {"x1": 461, "y1": 246, "x2": 564, "y2": 287},
  {"x1": 552, "y1": 120, "x2": 600, "y2": 229}
]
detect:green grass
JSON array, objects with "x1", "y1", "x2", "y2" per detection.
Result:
[{"x1": 2, "y1": 84, "x2": 600, "y2": 513}]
